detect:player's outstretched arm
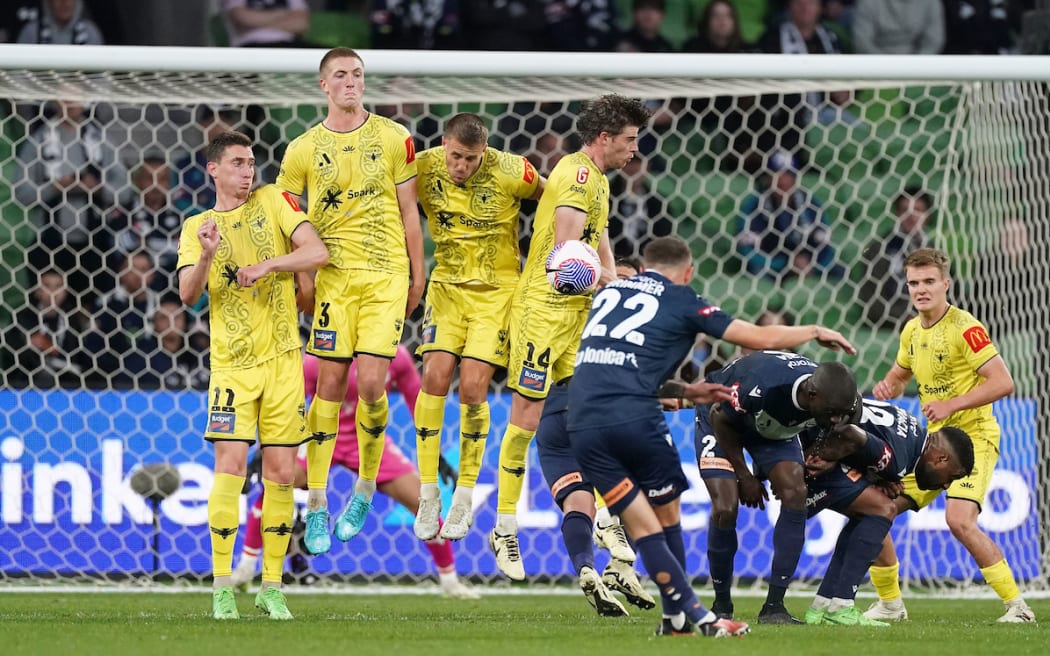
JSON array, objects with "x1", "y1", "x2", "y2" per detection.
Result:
[
  {"x1": 398, "y1": 178, "x2": 426, "y2": 318},
  {"x1": 721, "y1": 321, "x2": 857, "y2": 355},
  {"x1": 872, "y1": 363, "x2": 912, "y2": 400}
]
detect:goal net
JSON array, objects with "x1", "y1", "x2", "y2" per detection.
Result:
[{"x1": 0, "y1": 46, "x2": 1046, "y2": 593}]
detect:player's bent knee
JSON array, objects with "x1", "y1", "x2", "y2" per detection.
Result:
[{"x1": 710, "y1": 508, "x2": 739, "y2": 529}]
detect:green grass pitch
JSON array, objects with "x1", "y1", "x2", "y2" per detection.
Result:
[{"x1": 2, "y1": 592, "x2": 1046, "y2": 656}]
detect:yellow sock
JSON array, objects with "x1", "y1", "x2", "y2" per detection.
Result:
[
  {"x1": 869, "y1": 563, "x2": 902, "y2": 601},
  {"x1": 496, "y1": 424, "x2": 535, "y2": 514},
  {"x1": 208, "y1": 472, "x2": 245, "y2": 579},
  {"x1": 260, "y1": 478, "x2": 295, "y2": 584},
  {"x1": 306, "y1": 397, "x2": 341, "y2": 492},
  {"x1": 357, "y1": 393, "x2": 389, "y2": 483},
  {"x1": 415, "y1": 391, "x2": 446, "y2": 485},
  {"x1": 458, "y1": 402, "x2": 490, "y2": 488},
  {"x1": 980, "y1": 559, "x2": 1022, "y2": 603},
  {"x1": 594, "y1": 491, "x2": 607, "y2": 511}
]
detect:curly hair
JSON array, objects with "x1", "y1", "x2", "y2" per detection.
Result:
[{"x1": 576, "y1": 94, "x2": 652, "y2": 144}]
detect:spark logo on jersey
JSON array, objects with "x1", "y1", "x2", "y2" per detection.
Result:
[
  {"x1": 963, "y1": 326, "x2": 992, "y2": 353},
  {"x1": 312, "y1": 329, "x2": 337, "y2": 352},
  {"x1": 576, "y1": 166, "x2": 589, "y2": 184},
  {"x1": 208, "y1": 412, "x2": 236, "y2": 434},
  {"x1": 518, "y1": 366, "x2": 547, "y2": 391}
]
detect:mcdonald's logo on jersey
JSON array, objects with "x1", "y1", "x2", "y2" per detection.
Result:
[
  {"x1": 405, "y1": 136, "x2": 416, "y2": 163},
  {"x1": 963, "y1": 326, "x2": 992, "y2": 353},
  {"x1": 523, "y1": 158, "x2": 536, "y2": 184},
  {"x1": 281, "y1": 191, "x2": 301, "y2": 212}
]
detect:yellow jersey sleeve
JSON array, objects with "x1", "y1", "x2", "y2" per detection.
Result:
[
  {"x1": 276, "y1": 133, "x2": 311, "y2": 197},
  {"x1": 896, "y1": 318, "x2": 917, "y2": 370},
  {"x1": 176, "y1": 213, "x2": 205, "y2": 274}
]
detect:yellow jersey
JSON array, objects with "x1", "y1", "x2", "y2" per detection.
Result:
[
  {"x1": 896, "y1": 305, "x2": 1002, "y2": 445},
  {"x1": 176, "y1": 185, "x2": 306, "y2": 371},
  {"x1": 276, "y1": 114, "x2": 417, "y2": 274},
  {"x1": 417, "y1": 146, "x2": 539, "y2": 286},
  {"x1": 518, "y1": 151, "x2": 609, "y2": 308}
]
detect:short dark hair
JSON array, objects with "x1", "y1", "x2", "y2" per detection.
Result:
[
  {"x1": 577, "y1": 94, "x2": 652, "y2": 145},
  {"x1": 205, "y1": 131, "x2": 253, "y2": 164},
  {"x1": 320, "y1": 47, "x2": 363, "y2": 75},
  {"x1": 895, "y1": 186, "x2": 932, "y2": 212},
  {"x1": 445, "y1": 113, "x2": 489, "y2": 148},
  {"x1": 810, "y1": 362, "x2": 858, "y2": 408},
  {"x1": 642, "y1": 236, "x2": 692, "y2": 270},
  {"x1": 614, "y1": 255, "x2": 642, "y2": 275},
  {"x1": 939, "y1": 426, "x2": 976, "y2": 477}
]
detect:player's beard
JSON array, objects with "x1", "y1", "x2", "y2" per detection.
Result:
[{"x1": 913, "y1": 459, "x2": 938, "y2": 491}]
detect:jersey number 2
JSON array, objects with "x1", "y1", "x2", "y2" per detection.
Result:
[{"x1": 581, "y1": 289, "x2": 658, "y2": 346}]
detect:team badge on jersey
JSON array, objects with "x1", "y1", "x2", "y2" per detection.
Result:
[
  {"x1": 208, "y1": 411, "x2": 236, "y2": 434},
  {"x1": 518, "y1": 366, "x2": 547, "y2": 391},
  {"x1": 576, "y1": 166, "x2": 590, "y2": 184},
  {"x1": 313, "y1": 329, "x2": 337, "y2": 352}
]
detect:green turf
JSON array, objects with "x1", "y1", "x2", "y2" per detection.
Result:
[{"x1": 1, "y1": 592, "x2": 1046, "y2": 656}]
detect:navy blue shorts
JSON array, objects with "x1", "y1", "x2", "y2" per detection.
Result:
[
  {"x1": 569, "y1": 415, "x2": 688, "y2": 515},
  {"x1": 805, "y1": 465, "x2": 871, "y2": 518},
  {"x1": 695, "y1": 404, "x2": 803, "y2": 481},
  {"x1": 536, "y1": 410, "x2": 592, "y2": 508}
]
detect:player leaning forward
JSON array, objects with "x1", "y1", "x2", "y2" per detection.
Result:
[
  {"x1": 276, "y1": 47, "x2": 426, "y2": 553},
  {"x1": 177, "y1": 130, "x2": 329, "y2": 620},
  {"x1": 487, "y1": 94, "x2": 652, "y2": 579}
]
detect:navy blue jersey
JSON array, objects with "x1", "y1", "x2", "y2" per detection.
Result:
[
  {"x1": 705, "y1": 350, "x2": 818, "y2": 441},
  {"x1": 801, "y1": 398, "x2": 928, "y2": 481},
  {"x1": 542, "y1": 383, "x2": 569, "y2": 417},
  {"x1": 567, "y1": 271, "x2": 734, "y2": 430}
]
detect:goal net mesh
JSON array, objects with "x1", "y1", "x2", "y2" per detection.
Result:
[{"x1": 0, "y1": 62, "x2": 1046, "y2": 593}]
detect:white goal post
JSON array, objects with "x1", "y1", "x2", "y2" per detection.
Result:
[{"x1": 0, "y1": 45, "x2": 1046, "y2": 593}]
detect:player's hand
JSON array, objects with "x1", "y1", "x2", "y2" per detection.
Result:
[
  {"x1": 438, "y1": 454, "x2": 458, "y2": 489},
  {"x1": 237, "y1": 262, "x2": 269, "y2": 288},
  {"x1": 814, "y1": 326, "x2": 857, "y2": 355},
  {"x1": 197, "y1": 218, "x2": 220, "y2": 256},
  {"x1": 682, "y1": 381, "x2": 733, "y2": 405},
  {"x1": 872, "y1": 378, "x2": 902, "y2": 401},
  {"x1": 737, "y1": 474, "x2": 768, "y2": 509},
  {"x1": 597, "y1": 266, "x2": 616, "y2": 289},
  {"x1": 921, "y1": 399, "x2": 954, "y2": 423},
  {"x1": 295, "y1": 271, "x2": 316, "y2": 314},
  {"x1": 804, "y1": 452, "x2": 834, "y2": 477},
  {"x1": 405, "y1": 278, "x2": 425, "y2": 319}
]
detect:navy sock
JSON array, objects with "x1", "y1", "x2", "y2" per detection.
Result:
[
  {"x1": 707, "y1": 524, "x2": 738, "y2": 604},
  {"x1": 561, "y1": 511, "x2": 596, "y2": 574},
  {"x1": 817, "y1": 520, "x2": 855, "y2": 599},
  {"x1": 663, "y1": 522, "x2": 686, "y2": 570},
  {"x1": 769, "y1": 506, "x2": 807, "y2": 595},
  {"x1": 636, "y1": 533, "x2": 709, "y2": 623},
  {"x1": 834, "y1": 515, "x2": 892, "y2": 601}
]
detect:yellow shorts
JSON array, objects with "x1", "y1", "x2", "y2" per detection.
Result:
[
  {"x1": 416, "y1": 281, "x2": 513, "y2": 367},
  {"x1": 903, "y1": 433, "x2": 999, "y2": 511},
  {"x1": 205, "y1": 348, "x2": 306, "y2": 446},
  {"x1": 307, "y1": 267, "x2": 409, "y2": 360},
  {"x1": 506, "y1": 293, "x2": 589, "y2": 399}
]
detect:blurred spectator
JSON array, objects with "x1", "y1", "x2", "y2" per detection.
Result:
[
  {"x1": 1, "y1": 3, "x2": 36, "y2": 42},
  {"x1": 123, "y1": 294, "x2": 209, "y2": 390},
  {"x1": 735, "y1": 149, "x2": 844, "y2": 281},
  {"x1": 172, "y1": 105, "x2": 241, "y2": 215},
  {"x1": 524, "y1": 131, "x2": 567, "y2": 176},
  {"x1": 109, "y1": 153, "x2": 182, "y2": 285},
  {"x1": 757, "y1": 0, "x2": 855, "y2": 159},
  {"x1": 616, "y1": 0, "x2": 673, "y2": 52},
  {"x1": 681, "y1": 0, "x2": 751, "y2": 53},
  {"x1": 943, "y1": 0, "x2": 1014, "y2": 54},
  {"x1": 16, "y1": 0, "x2": 104, "y2": 44},
  {"x1": 84, "y1": 250, "x2": 158, "y2": 387},
  {"x1": 370, "y1": 0, "x2": 463, "y2": 49},
  {"x1": 500, "y1": 101, "x2": 576, "y2": 154},
  {"x1": 15, "y1": 87, "x2": 126, "y2": 302},
  {"x1": 852, "y1": 0, "x2": 944, "y2": 54},
  {"x1": 546, "y1": 0, "x2": 619, "y2": 51},
  {"x1": 10, "y1": 269, "x2": 90, "y2": 388},
  {"x1": 969, "y1": 217, "x2": 1037, "y2": 338},
  {"x1": 222, "y1": 0, "x2": 309, "y2": 48},
  {"x1": 608, "y1": 156, "x2": 672, "y2": 257},
  {"x1": 858, "y1": 186, "x2": 933, "y2": 330},
  {"x1": 822, "y1": 0, "x2": 854, "y2": 31},
  {"x1": 460, "y1": 0, "x2": 547, "y2": 50}
]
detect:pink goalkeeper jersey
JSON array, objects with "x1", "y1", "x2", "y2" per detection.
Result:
[{"x1": 303, "y1": 346, "x2": 421, "y2": 461}]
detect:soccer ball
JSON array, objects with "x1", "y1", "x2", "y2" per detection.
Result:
[{"x1": 546, "y1": 240, "x2": 601, "y2": 295}]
